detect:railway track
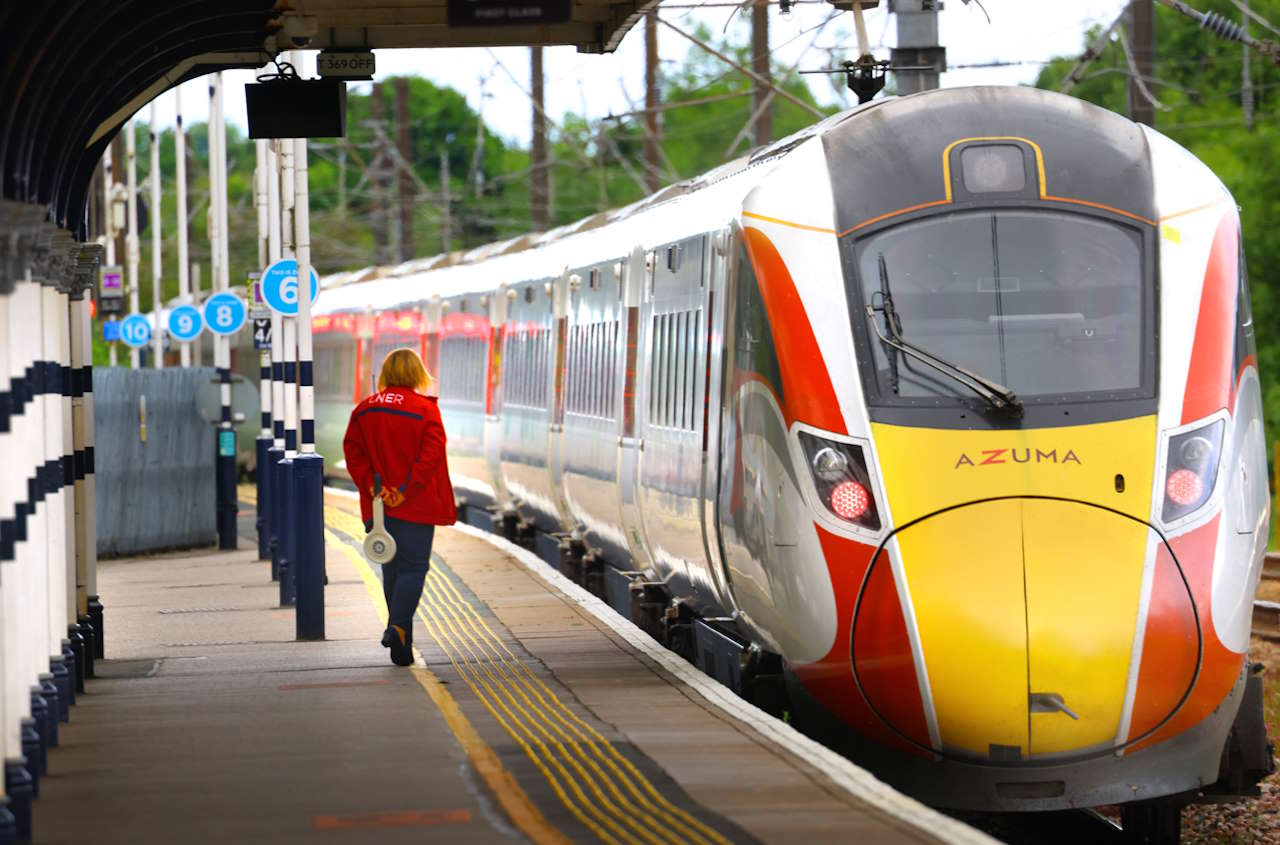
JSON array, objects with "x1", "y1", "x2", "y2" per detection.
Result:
[
  {"x1": 1253, "y1": 599, "x2": 1280, "y2": 641},
  {"x1": 1264, "y1": 552, "x2": 1280, "y2": 581}
]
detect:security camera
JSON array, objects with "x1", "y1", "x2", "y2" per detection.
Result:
[{"x1": 281, "y1": 14, "x2": 318, "y2": 48}]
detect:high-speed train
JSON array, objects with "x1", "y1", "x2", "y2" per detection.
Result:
[{"x1": 302, "y1": 86, "x2": 1275, "y2": 824}]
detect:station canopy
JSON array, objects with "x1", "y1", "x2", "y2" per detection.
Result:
[{"x1": 1, "y1": 0, "x2": 654, "y2": 235}]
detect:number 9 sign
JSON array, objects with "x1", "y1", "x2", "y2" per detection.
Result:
[
  {"x1": 167, "y1": 304, "x2": 204, "y2": 342},
  {"x1": 261, "y1": 258, "x2": 320, "y2": 316},
  {"x1": 202, "y1": 292, "x2": 247, "y2": 336}
]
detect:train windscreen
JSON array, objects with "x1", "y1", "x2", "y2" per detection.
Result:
[{"x1": 851, "y1": 209, "x2": 1149, "y2": 409}]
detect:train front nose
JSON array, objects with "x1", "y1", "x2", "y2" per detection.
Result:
[
  {"x1": 861, "y1": 418, "x2": 1167, "y2": 761},
  {"x1": 887, "y1": 497, "x2": 1154, "y2": 758}
]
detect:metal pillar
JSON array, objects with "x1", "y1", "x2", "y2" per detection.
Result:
[
  {"x1": 751, "y1": 0, "x2": 773, "y2": 147},
  {"x1": 1128, "y1": 0, "x2": 1156, "y2": 126},
  {"x1": 175, "y1": 86, "x2": 191, "y2": 367},
  {"x1": 267, "y1": 138, "x2": 284, "y2": 581},
  {"x1": 891, "y1": 0, "x2": 945, "y2": 95},
  {"x1": 211, "y1": 72, "x2": 236, "y2": 551},
  {"x1": 277, "y1": 109, "x2": 298, "y2": 607},
  {"x1": 254, "y1": 139, "x2": 272, "y2": 563},
  {"x1": 102, "y1": 150, "x2": 118, "y2": 368},
  {"x1": 530, "y1": 48, "x2": 549, "y2": 232},
  {"x1": 148, "y1": 104, "x2": 164, "y2": 369},
  {"x1": 293, "y1": 136, "x2": 324, "y2": 640},
  {"x1": 125, "y1": 123, "x2": 140, "y2": 369}
]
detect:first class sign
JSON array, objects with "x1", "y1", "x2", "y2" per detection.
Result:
[
  {"x1": 446, "y1": 0, "x2": 570, "y2": 25},
  {"x1": 316, "y1": 51, "x2": 376, "y2": 80}
]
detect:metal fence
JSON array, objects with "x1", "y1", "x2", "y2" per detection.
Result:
[{"x1": 94, "y1": 367, "x2": 218, "y2": 556}]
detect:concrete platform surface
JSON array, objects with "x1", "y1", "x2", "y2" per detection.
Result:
[{"x1": 32, "y1": 493, "x2": 994, "y2": 845}]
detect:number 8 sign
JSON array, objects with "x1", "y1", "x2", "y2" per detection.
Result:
[{"x1": 202, "y1": 292, "x2": 247, "y2": 336}]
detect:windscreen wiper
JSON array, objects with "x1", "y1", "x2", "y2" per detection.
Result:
[{"x1": 866, "y1": 254, "x2": 1023, "y2": 417}]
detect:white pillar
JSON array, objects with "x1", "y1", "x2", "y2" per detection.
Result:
[
  {"x1": 149, "y1": 104, "x2": 164, "y2": 369},
  {"x1": 59, "y1": 288, "x2": 76, "y2": 653},
  {"x1": 40, "y1": 285, "x2": 67, "y2": 662},
  {"x1": 176, "y1": 85, "x2": 191, "y2": 367},
  {"x1": 0, "y1": 283, "x2": 13, "y2": 762},
  {"x1": 295, "y1": 137, "x2": 314, "y2": 454},
  {"x1": 125, "y1": 123, "x2": 140, "y2": 369},
  {"x1": 17, "y1": 274, "x2": 46, "y2": 699}
]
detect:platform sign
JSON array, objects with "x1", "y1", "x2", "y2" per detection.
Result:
[
  {"x1": 102, "y1": 320, "x2": 122, "y2": 343},
  {"x1": 446, "y1": 0, "x2": 569, "y2": 25},
  {"x1": 247, "y1": 272, "x2": 271, "y2": 320},
  {"x1": 317, "y1": 51, "x2": 375, "y2": 80},
  {"x1": 99, "y1": 265, "x2": 125, "y2": 316},
  {"x1": 252, "y1": 318, "x2": 272, "y2": 349},
  {"x1": 203, "y1": 292, "x2": 247, "y2": 336},
  {"x1": 261, "y1": 258, "x2": 320, "y2": 317},
  {"x1": 119, "y1": 313, "x2": 151, "y2": 349},
  {"x1": 168, "y1": 304, "x2": 204, "y2": 343}
]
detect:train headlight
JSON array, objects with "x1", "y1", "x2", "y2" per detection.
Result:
[
  {"x1": 798, "y1": 431, "x2": 881, "y2": 530},
  {"x1": 1161, "y1": 419, "x2": 1224, "y2": 524},
  {"x1": 811, "y1": 447, "x2": 849, "y2": 482}
]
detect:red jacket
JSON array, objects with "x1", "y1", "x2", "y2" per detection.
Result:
[{"x1": 342, "y1": 387, "x2": 458, "y2": 527}]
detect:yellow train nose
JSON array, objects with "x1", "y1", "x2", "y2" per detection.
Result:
[{"x1": 893, "y1": 497, "x2": 1151, "y2": 758}]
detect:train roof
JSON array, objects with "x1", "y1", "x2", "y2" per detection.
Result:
[{"x1": 313, "y1": 85, "x2": 1169, "y2": 316}]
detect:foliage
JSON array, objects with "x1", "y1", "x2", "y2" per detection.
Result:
[{"x1": 1034, "y1": 0, "x2": 1280, "y2": 446}]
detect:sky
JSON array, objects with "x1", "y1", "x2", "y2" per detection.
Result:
[{"x1": 141, "y1": 0, "x2": 1130, "y2": 147}]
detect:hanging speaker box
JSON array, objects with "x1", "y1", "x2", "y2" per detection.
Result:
[{"x1": 245, "y1": 79, "x2": 347, "y2": 139}]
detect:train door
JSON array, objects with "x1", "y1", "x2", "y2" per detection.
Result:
[
  {"x1": 636, "y1": 234, "x2": 720, "y2": 607},
  {"x1": 618, "y1": 247, "x2": 656, "y2": 572},
  {"x1": 437, "y1": 294, "x2": 498, "y2": 506},
  {"x1": 555, "y1": 262, "x2": 627, "y2": 560},
  {"x1": 699, "y1": 229, "x2": 737, "y2": 612},
  {"x1": 483, "y1": 289, "x2": 508, "y2": 508},
  {"x1": 497, "y1": 277, "x2": 562, "y2": 531}
]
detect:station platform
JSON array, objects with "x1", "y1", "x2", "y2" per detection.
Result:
[{"x1": 35, "y1": 489, "x2": 993, "y2": 845}]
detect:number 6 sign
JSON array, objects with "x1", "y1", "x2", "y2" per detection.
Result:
[
  {"x1": 202, "y1": 292, "x2": 247, "y2": 336},
  {"x1": 261, "y1": 258, "x2": 320, "y2": 316}
]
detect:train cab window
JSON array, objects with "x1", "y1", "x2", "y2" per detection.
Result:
[{"x1": 849, "y1": 208, "x2": 1151, "y2": 414}]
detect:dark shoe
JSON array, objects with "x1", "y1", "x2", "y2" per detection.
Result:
[{"x1": 385, "y1": 625, "x2": 413, "y2": 667}]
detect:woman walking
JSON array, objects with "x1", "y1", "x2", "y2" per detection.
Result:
[{"x1": 342, "y1": 348, "x2": 456, "y2": 666}]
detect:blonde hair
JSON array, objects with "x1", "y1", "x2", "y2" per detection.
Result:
[{"x1": 378, "y1": 348, "x2": 431, "y2": 392}]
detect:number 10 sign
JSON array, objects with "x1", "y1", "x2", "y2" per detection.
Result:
[{"x1": 261, "y1": 258, "x2": 321, "y2": 317}]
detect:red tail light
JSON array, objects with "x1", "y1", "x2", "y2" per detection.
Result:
[
  {"x1": 830, "y1": 480, "x2": 870, "y2": 521},
  {"x1": 1165, "y1": 468, "x2": 1204, "y2": 507}
]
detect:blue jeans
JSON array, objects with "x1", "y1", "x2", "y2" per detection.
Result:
[{"x1": 372, "y1": 517, "x2": 435, "y2": 637}]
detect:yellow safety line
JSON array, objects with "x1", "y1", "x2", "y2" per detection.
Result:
[
  {"x1": 426, "y1": 566, "x2": 731, "y2": 845},
  {"x1": 414, "y1": 599, "x2": 647, "y2": 845},
  {"x1": 330, "y1": 520, "x2": 639, "y2": 845},
  {"x1": 325, "y1": 529, "x2": 573, "y2": 845},
  {"x1": 418, "y1": 576, "x2": 689, "y2": 845},
  {"x1": 324, "y1": 506, "x2": 718, "y2": 845},
  {"x1": 324, "y1": 505, "x2": 727, "y2": 845}
]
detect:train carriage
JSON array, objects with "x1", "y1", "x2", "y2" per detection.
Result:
[{"x1": 301, "y1": 85, "x2": 1274, "y2": 825}]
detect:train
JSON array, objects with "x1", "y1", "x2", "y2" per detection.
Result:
[{"x1": 257, "y1": 86, "x2": 1274, "y2": 836}]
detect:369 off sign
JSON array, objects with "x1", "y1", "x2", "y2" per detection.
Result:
[{"x1": 260, "y1": 259, "x2": 320, "y2": 317}]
